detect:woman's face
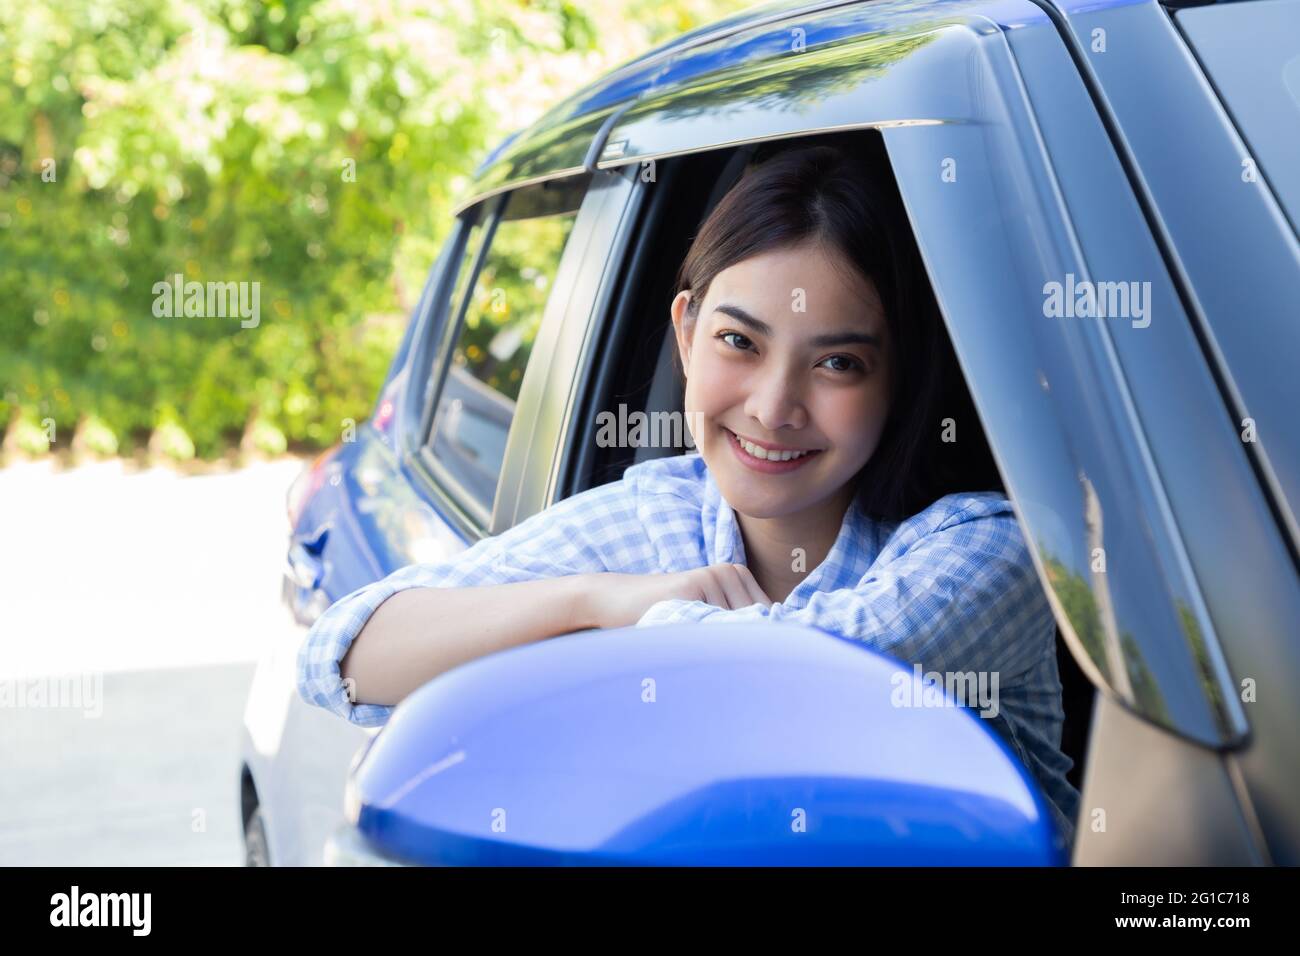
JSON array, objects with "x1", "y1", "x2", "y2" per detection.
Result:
[{"x1": 671, "y1": 238, "x2": 893, "y2": 522}]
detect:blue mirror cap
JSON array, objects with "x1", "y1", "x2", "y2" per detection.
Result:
[{"x1": 350, "y1": 622, "x2": 1065, "y2": 866}]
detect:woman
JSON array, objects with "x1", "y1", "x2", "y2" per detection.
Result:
[{"x1": 297, "y1": 142, "x2": 1080, "y2": 845}]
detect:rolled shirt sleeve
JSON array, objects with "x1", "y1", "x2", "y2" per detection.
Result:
[{"x1": 296, "y1": 474, "x2": 644, "y2": 726}]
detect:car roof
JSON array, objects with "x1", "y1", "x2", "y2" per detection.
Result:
[{"x1": 460, "y1": 0, "x2": 1131, "y2": 208}]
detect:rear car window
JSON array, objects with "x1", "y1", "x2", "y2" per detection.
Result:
[{"x1": 426, "y1": 182, "x2": 582, "y2": 518}]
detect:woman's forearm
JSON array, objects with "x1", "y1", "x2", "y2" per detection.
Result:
[{"x1": 339, "y1": 573, "x2": 599, "y2": 707}]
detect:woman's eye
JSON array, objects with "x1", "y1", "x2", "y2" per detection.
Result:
[
  {"x1": 718, "y1": 331, "x2": 754, "y2": 351},
  {"x1": 818, "y1": 354, "x2": 863, "y2": 373}
]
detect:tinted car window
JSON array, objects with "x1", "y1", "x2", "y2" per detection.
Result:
[{"x1": 426, "y1": 182, "x2": 582, "y2": 518}]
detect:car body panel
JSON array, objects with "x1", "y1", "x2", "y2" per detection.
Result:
[
  {"x1": 1040, "y1": 0, "x2": 1300, "y2": 865},
  {"x1": 1074, "y1": 693, "x2": 1264, "y2": 865},
  {"x1": 1049, "y1": 0, "x2": 1300, "y2": 556}
]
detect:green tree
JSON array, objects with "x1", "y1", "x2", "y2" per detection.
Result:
[{"x1": 0, "y1": 0, "x2": 748, "y2": 458}]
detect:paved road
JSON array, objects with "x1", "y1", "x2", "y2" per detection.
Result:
[
  {"x1": 0, "y1": 457, "x2": 305, "y2": 866},
  {"x1": 0, "y1": 663, "x2": 255, "y2": 865}
]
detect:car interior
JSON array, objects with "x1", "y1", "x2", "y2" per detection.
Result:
[{"x1": 563, "y1": 127, "x2": 1096, "y2": 793}]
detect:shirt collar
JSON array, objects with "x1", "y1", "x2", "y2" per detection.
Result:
[
  {"x1": 700, "y1": 456, "x2": 876, "y2": 603},
  {"x1": 700, "y1": 457, "x2": 746, "y2": 565}
]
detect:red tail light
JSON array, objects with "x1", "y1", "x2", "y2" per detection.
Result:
[{"x1": 286, "y1": 449, "x2": 332, "y2": 529}]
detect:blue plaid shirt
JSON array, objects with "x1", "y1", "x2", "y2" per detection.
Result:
[{"x1": 297, "y1": 451, "x2": 1079, "y2": 845}]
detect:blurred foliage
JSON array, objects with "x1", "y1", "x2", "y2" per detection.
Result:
[{"x1": 0, "y1": 0, "x2": 749, "y2": 459}]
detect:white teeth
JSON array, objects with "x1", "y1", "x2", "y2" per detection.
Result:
[{"x1": 734, "y1": 433, "x2": 811, "y2": 461}]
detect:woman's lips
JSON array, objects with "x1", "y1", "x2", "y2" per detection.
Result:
[{"x1": 724, "y1": 427, "x2": 823, "y2": 474}]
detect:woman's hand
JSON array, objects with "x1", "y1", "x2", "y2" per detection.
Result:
[{"x1": 583, "y1": 564, "x2": 773, "y2": 630}]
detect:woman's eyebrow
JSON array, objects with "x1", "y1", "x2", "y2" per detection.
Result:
[{"x1": 713, "y1": 303, "x2": 881, "y2": 348}]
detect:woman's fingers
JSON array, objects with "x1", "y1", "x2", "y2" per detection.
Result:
[
  {"x1": 695, "y1": 570, "x2": 727, "y2": 609},
  {"x1": 688, "y1": 563, "x2": 775, "y2": 610},
  {"x1": 732, "y1": 564, "x2": 773, "y2": 606},
  {"x1": 714, "y1": 564, "x2": 755, "y2": 610}
]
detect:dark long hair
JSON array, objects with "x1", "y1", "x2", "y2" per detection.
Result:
[{"x1": 672, "y1": 136, "x2": 1003, "y2": 522}]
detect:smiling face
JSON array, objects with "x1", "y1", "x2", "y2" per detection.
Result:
[{"x1": 670, "y1": 237, "x2": 893, "y2": 524}]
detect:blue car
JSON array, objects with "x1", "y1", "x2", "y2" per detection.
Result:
[{"x1": 239, "y1": 0, "x2": 1300, "y2": 866}]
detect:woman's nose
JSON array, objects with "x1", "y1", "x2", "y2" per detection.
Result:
[{"x1": 744, "y1": 369, "x2": 808, "y2": 432}]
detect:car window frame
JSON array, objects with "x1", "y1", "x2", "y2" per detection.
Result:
[
  {"x1": 394, "y1": 196, "x2": 504, "y2": 540},
  {"x1": 409, "y1": 173, "x2": 596, "y2": 535},
  {"x1": 556, "y1": 146, "x2": 756, "y2": 500},
  {"x1": 492, "y1": 166, "x2": 642, "y2": 530},
  {"x1": 415, "y1": 196, "x2": 506, "y2": 531}
]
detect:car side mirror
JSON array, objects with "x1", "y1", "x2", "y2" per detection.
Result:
[{"x1": 343, "y1": 622, "x2": 1066, "y2": 865}]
